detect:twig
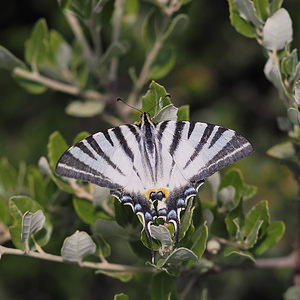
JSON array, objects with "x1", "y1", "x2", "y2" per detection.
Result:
[
  {"x1": 64, "y1": 10, "x2": 102, "y2": 81},
  {"x1": 90, "y1": 0, "x2": 102, "y2": 58},
  {"x1": 0, "y1": 245, "x2": 153, "y2": 273},
  {"x1": 13, "y1": 68, "x2": 104, "y2": 101},
  {"x1": 127, "y1": 17, "x2": 171, "y2": 106},
  {"x1": 255, "y1": 252, "x2": 297, "y2": 269},
  {"x1": 108, "y1": 0, "x2": 125, "y2": 86}
]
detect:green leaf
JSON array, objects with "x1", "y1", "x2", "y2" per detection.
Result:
[
  {"x1": 152, "y1": 104, "x2": 178, "y2": 123},
  {"x1": 267, "y1": 142, "x2": 296, "y2": 159},
  {"x1": 47, "y1": 131, "x2": 69, "y2": 172},
  {"x1": 25, "y1": 18, "x2": 48, "y2": 67},
  {"x1": 99, "y1": 42, "x2": 127, "y2": 66},
  {"x1": 150, "y1": 225, "x2": 173, "y2": 249},
  {"x1": 150, "y1": 272, "x2": 176, "y2": 300},
  {"x1": 190, "y1": 222, "x2": 208, "y2": 259},
  {"x1": 13, "y1": 72, "x2": 48, "y2": 94},
  {"x1": 284, "y1": 285, "x2": 300, "y2": 300},
  {"x1": 162, "y1": 14, "x2": 189, "y2": 42},
  {"x1": 288, "y1": 108, "x2": 299, "y2": 125},
  {"x1": 254, "y1": 221, "x2": 285, "y2": 255},
  {"x1": 270, "y1": 0, "x2": 283, "y2": 14},
  {"x1": 95, "y1": 219, "x2": 128, "y2": 238},
  {"x1": 114, "y1": 294, "x2": 129, "y2": 300},
  {"x1": 218, "y1": 169, "x2": 256, "y2": 209},
  {"x1": 179, "y1": 204, "x2": 194, "y2": 241},
  {"x1": 224, "y1": 246, "x2": 255, "y2": 262},
  {"x1": 96, "y1": 269, "x2": 133, "y2": 282},
  {"x1": 253, "y1": 0, "x2": 270, "y2": 21},
  {"x1": 158, "y1": 247, "x2": 198, "y2": 267},
  {"x1": 242, "y1": 200, "x2": 270, "y2": 246},
  {"x1": 73, "y1": 197, "x2": 109, "y2": 225},
  {"x1": 233, "y1": 0, "x2": 263, "y2": 26},
  {"x1": 141, "y1": 81, "x2": 169, "y2": 117},
  {"x1": 281, "y1": 49, "x2": 298, "y2": 77},
  {"x1": 0, "y1": 195, "x2": 11, "y2": 224},
  {"x1": 21, "y1": 210, "x2": 45, "y2": 243},
  {"x1": 295, "y1": 80, "x2": 300, "y2": 105},
  {"x1": 72, "y1": 131, "x2": 90, "y2": 145},
  {"x1": 177, "y1": 105, "x2": 189, "y2": 121},
  {"x1": 227, "y1": 0, "x2": 256, "y2": 38},
  {"x1": 97, "y1": 234, "x2": 111, "y2": 258},
  {"x1": 61, "y1": 230, "x2": 96, "y2": 262},
  {"x1": 0, "y1": 45, "x2": 25, "y2": 71},
  {"x1": 47, "y1": 132, "x2": 75, "y2": 193},
  {"x1": 225, "y1": 197, "x2": 244, "y2": 237},
  {"x1": 65, "y1": 100, "x2": 105, "y2": 117},
  {"x1": 9, "y1": 196, "x2": 52, "y2": 249},
  {"x1": 262, "y1": 8, "x2": 293, "y2": 51},
  {"x1": 150, "y1": 45, "x2": 176, "y2": 80},
  {"x1": 0, "y1": 157, "x2": 18, "y2": 194},
  {"x1": 124, "y1": 0, "x2": 139, "y2": 25}
]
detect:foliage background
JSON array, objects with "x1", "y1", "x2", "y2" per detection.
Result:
[{"x1": 0, "y1": 0, "x2": 300, "y2": 299}]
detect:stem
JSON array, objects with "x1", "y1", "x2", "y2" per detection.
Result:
[
  {"x1": 108, "y1": 0, "x2": 125, "y2": 87},
  {"x1": 65, "y1": 11, "x2": 102, "y2": 82},
  {"x1": 256, "y1": 253, "x2": 297, "y2": 269},
  {"x1": 14, "y1": 68, "x2": 104, "y2": 101},
  {"x1": 127, "y1": 16, "x2": 171, "y2": 106},
  {"x1": 90, "y1": 0, "x2": 102, "y2": 58},
  {"x1": 0, "y1": 245, "x2": 153, "y2": 273}
]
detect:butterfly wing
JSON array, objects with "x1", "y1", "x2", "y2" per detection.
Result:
[
  {"x1": 56, "y1": 124, "x2": 157, "y2": 246},
  {"x1": 155, "y1": 120, "x2": 254, "y2": 240}
]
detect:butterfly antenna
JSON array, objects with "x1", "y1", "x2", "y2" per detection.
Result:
[
  {"x1": 147, "y1": 94, "x2": 171, "y2": 115},
  {"x1": 117, "y1": 97, "x2": 143, "y2": 113}
]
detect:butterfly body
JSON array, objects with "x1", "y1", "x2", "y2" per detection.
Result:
[{"x1": 56, "y1": 112, "x2": 253, "y2": 252}]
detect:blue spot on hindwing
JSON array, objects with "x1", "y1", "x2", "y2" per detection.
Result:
[
  {"x1": 134, "y1": 203, "x2": 142, "y2": 212},
  {"x1": 184, "y1": 187, "x2": 196, "y2": 197},
  {"x1": 158, "y1": 209, "x2": 167, "y2": 216},
  {"x1": 145, "y1": 212, "x2": 152, "y2": 221},
  {"x1": 167, "y1": 210, "x2": 177, "y2": 220},
  {"x1": 121, "y1": 195, "x2": 133, "y2": 203},
  {"x1": 177, "y1": 198, "x2": 185, "y2": 208}
]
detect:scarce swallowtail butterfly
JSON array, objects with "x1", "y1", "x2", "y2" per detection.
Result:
[{"x1": 55, "y1": 112, "x2": 253, "y2": 256}]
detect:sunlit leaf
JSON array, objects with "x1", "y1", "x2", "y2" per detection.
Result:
[
  {"x1": 114, "y1": 293, "x2": 129, "y2": 300},
  {"x1": 227, "y1": 0, "x2": 256, "y2": 38},
  {"x1": 9, "y1": 196, "x2": 52, "y2": 249},
  {"x1": 152, "y1": 104, "x2": 178, "y2": 123},
  {"x1": 150, "y1": 224, "x2": 173, "y2": 248},
  {"x1": 61, "y1": 230, "x2": 96, "y2": 262},
  {"x1": 284, "y1": 285, "x2": 300, "y2": 300},
  {"x1": 233, "y1": 0, "x2": 263, "y2": 26},
  {"x1": 267, "y1": 142, "x2": 296, "y2": 159},
  {"x1": 262, "y1": 8, "x2": 293, "y2": 51},
  {"x1": 65, "y1": 100, "x2": 105, "y2": 117},
  {"x1": 21, "y1": 210, "x2": 45, "y2": 243}
]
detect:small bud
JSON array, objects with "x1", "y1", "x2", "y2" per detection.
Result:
[{"x1": 207, "y1": 239, "x2": 221, "y2": 255}]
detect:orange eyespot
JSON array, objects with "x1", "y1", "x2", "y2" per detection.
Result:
[
  {"x1": 158, "y1": 188, "x2": 169, "y2": 198},
  {"x1": 145, "y1": 189, "x2": 156, "y2": 199}
]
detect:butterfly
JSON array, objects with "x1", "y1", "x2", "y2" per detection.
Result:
[{"x1": 55, "y1": 112, "x2": 253, "y2": 254}]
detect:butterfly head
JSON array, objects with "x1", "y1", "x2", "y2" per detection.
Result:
[{"x1": 141, "y1": 112, "x2": 153, "y2": 126}]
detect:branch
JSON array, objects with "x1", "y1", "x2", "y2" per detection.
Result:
[
  {"x1": 0, "y1": 245, "x2": 153, "y2": 274},
  {"x1": 108, "y1": 0, "x2": 125, "y2": 86},
  {"x1": 14, "y1": 68, "x2": 104, "y2": 101},
  {"x1": 64, "y1": 10, "x2": 102, "y2": 82},
  {"x1": 255, "y1": 253, "x2": 297, "y2": 269}
]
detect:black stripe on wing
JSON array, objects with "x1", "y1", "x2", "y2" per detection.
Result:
[
  {"x1": 190, "y1": 132, "x2": 254, "y2": 181},
  {"x1": 112, "y1": 126, "x2": 134, "y2": 162},
  {"x1": 184, "y1": 123, "x2": 215, "y2": 169},
  {"x1": 55, "y1": 152, "x2": 122, "y2": 189},
  {"x1": 86, "y1": 136, "x2": 125, "y2": 176}
]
